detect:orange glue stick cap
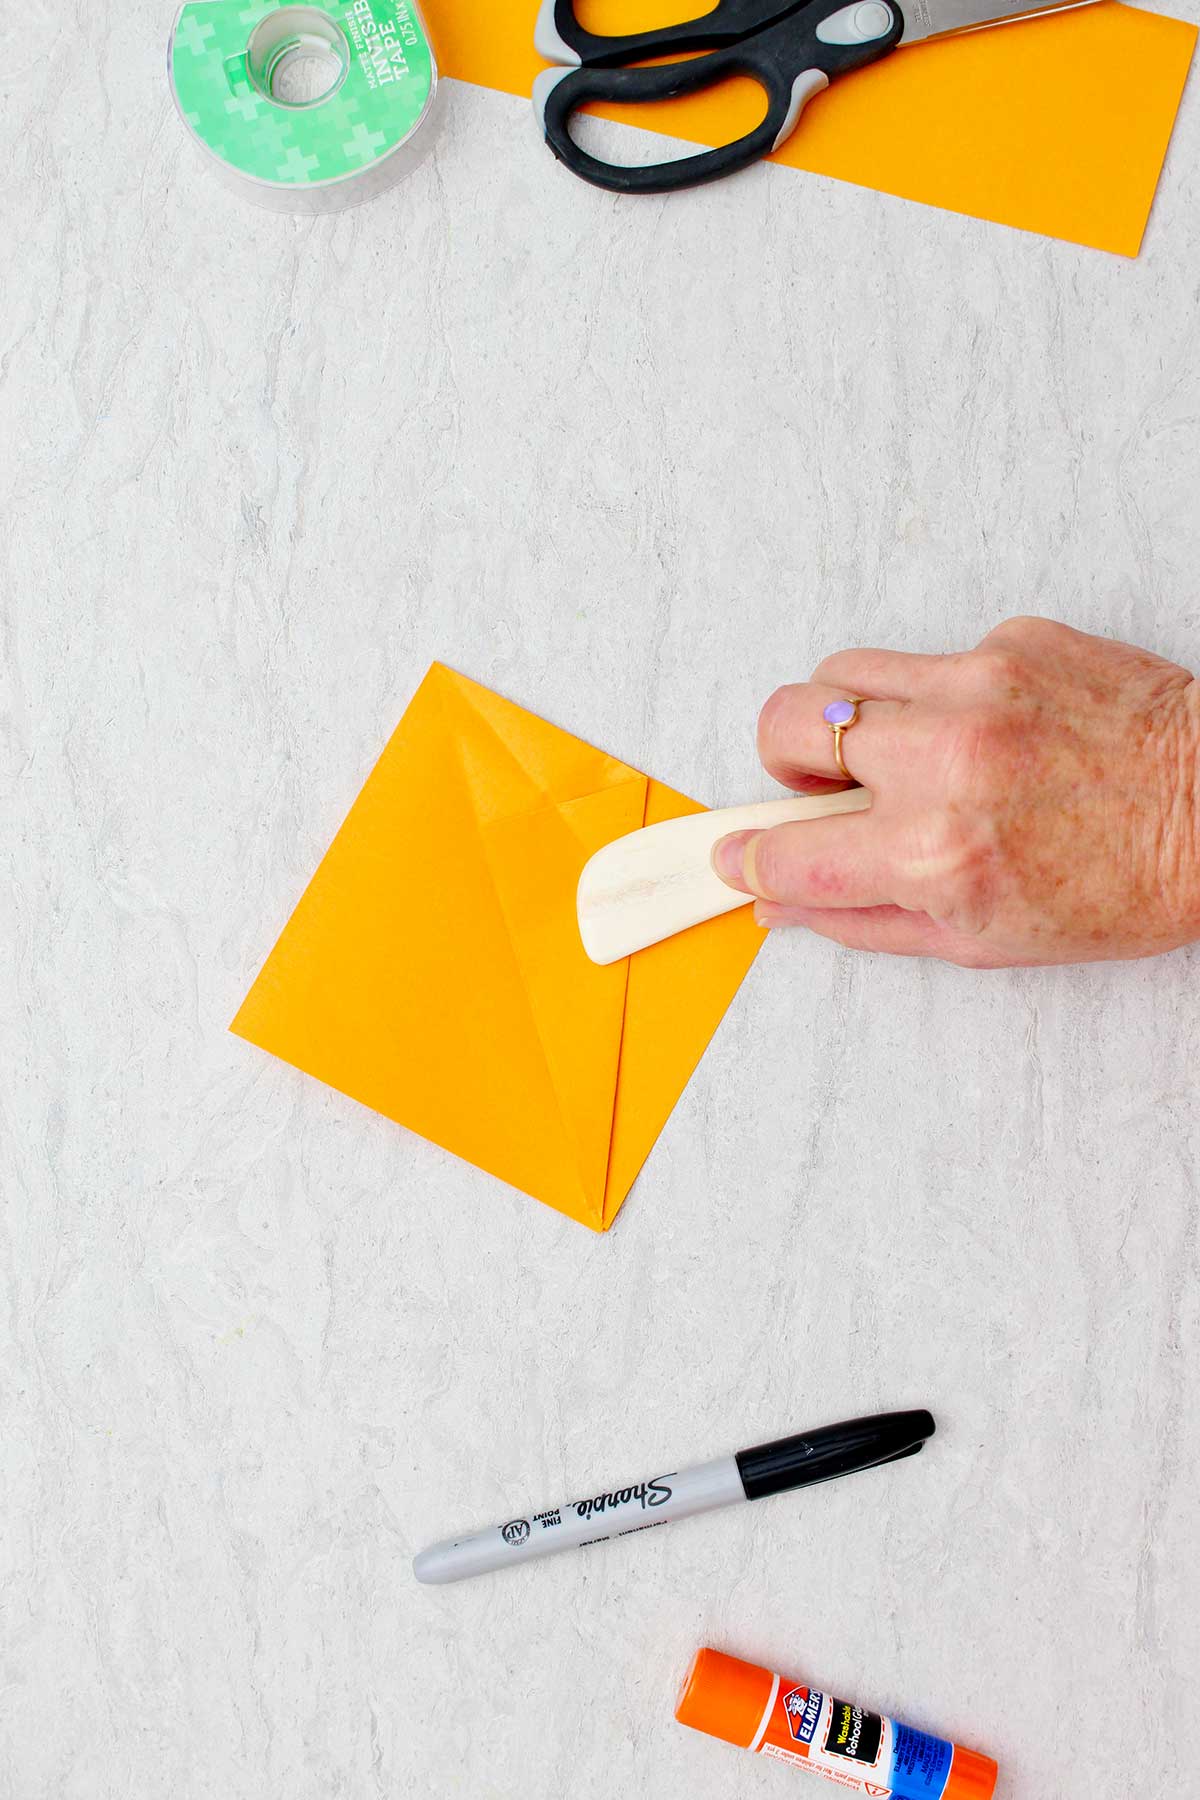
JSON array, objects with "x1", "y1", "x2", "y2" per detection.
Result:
[
  {"x1": 944, "y1": 1745, "x2": 1000, "y2": 1800},
  {"x1": 676, "y1": 1648, "x2": 775, "y2": 1747}
]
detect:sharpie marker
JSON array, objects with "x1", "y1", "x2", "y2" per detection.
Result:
[{"x1": 413, "y1": 1409, "x2": 934, "y2": 1585}]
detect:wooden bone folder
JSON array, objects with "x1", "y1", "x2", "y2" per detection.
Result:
[{"x1": 577, "y1": 787, "x2": 872, "y2": 964}]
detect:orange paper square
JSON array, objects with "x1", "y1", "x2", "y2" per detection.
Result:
[{"x1": 232, "y1": 665, "x2": 763, "y2": 1230}]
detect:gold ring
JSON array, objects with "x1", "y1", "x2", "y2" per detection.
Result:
[{"x1": 822, "y1": 696, "x2": 866, "y2": 781}]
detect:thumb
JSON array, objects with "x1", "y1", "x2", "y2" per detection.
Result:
[{"x1": 712, "y1": 814, "x2": 897, "y2": 910}]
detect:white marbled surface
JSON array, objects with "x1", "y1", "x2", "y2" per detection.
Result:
[{"x1": 4, "y1": 2, "x2": 1200, "y2": 1794}]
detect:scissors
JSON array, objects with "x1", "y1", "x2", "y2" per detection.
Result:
[{"x1": 533, "y1": 0, "x2": 1096, "y2": 193}]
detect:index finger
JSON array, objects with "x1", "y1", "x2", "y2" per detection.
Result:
[
  {"x1": 757, "y1": 683, "x2": 918, "y2": 790},
  {"x1": 811, "y1": 647, "x2": 962, "y2": 697}
]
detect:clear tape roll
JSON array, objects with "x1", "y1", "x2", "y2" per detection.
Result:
[{"x1": 169, "y1": 0, "x2": 440, "y2": 213}]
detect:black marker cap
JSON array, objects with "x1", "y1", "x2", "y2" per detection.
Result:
[{"x1": 734, "y1": 1409, "x2": 935, "y2": 1502}]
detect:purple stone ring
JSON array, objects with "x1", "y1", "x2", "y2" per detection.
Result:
[{"x1": 822, "y1": 695, "x2": 867, "y2": 780}]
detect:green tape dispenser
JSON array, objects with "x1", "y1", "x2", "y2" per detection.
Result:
[{"x1": 170, "y1": 0, "x2": 439, "y2": 210}]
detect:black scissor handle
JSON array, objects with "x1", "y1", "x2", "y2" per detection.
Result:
[
  {"x1": 534, "y1": 0, "x2": 801, "y2": 67},
  {"x1": 533, "y1": 0, "x2": 904, "y2": 195}
]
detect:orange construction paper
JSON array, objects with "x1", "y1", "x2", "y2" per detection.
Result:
[
  {"x1": 432, "y1": 0, "x2": 1195, "y2": 255},
  {"x1": 231, "y1": 664, "x2": 763, "y2": 1231}
]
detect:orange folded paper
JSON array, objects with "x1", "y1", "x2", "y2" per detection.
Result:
[
  {"x1": 232, "y1": 665, "x2": 763, "y2": 1230},
  {"x1": 433, "y1": 0, "x2": 1195, "y2": 255}
]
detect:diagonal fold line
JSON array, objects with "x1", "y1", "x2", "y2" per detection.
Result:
[
  {"x1": 600, "y1": 775, "x2": 650, "y2": 1229},
  {"x1": 439, "y1": 677, "x2": 631, "y2": 1225}
]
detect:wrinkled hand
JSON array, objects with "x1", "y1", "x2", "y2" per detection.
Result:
[{"x1": 712, "y1": 617, "x2": 1200, "y2": 968}]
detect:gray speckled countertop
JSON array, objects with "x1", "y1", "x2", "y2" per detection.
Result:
[{"x1": 4, "y1": 5, "x2": 1200, "y2": 1794}]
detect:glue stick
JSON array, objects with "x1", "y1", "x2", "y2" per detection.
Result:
[{"x1": 676, "y1": 1647, "x2": 997, "y2": 1798}]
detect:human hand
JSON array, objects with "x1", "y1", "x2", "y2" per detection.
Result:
[{"x1": 712, "y1": 617, "x2": 1200, "y2": 968}]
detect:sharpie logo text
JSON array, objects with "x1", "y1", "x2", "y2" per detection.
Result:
[{"x1": 574, "y1": 1476, "x2": 673, "y2": 1521}]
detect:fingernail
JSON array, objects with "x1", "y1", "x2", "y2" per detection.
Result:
[{"x1": 712, "y1": 830, "x2": 758, "y2": 892}]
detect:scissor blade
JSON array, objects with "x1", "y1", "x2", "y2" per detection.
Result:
[{"x1": 900, "y1": 0, "x2": 1098, "y2": 46}]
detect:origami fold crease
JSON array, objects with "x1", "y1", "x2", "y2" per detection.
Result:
[{"x1": 232, "y1": 664, "x2": 763, "y2": 1230}]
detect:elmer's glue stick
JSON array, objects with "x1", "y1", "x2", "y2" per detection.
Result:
[{"x1": 676, "y1": 1647, "x2": 997, "y2": 1799}]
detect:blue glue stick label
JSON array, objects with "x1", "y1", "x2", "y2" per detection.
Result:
[
  {"x1": 888, "y1": 1720, "x2": 954, "y2": 1797},
  {"x1": 759, "y1": 1685, "x2": 956, "y2": 1797}
]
